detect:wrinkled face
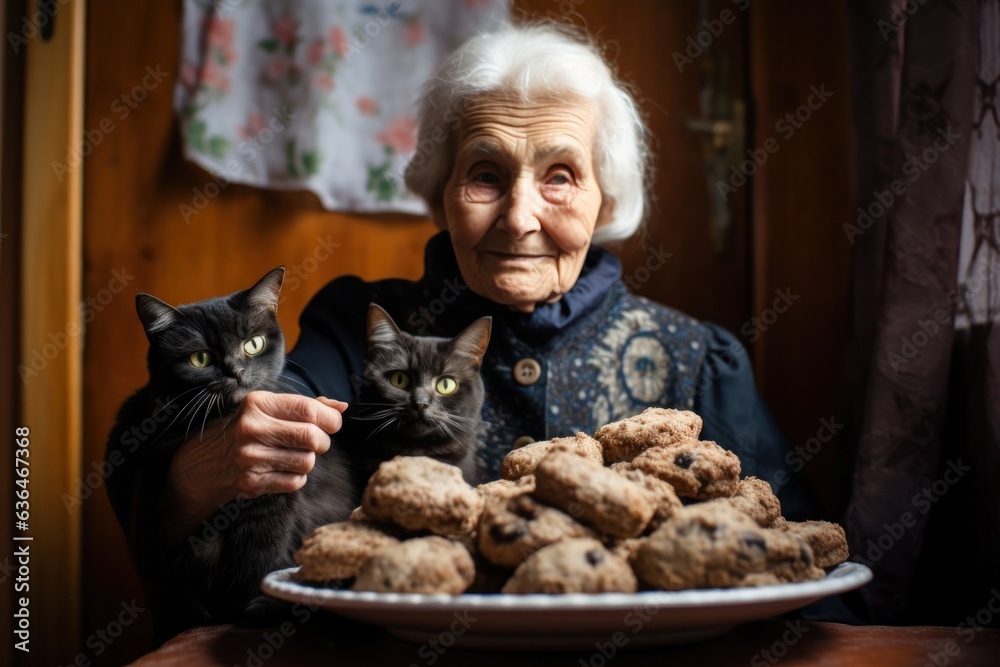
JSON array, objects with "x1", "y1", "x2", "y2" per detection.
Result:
[{"x1": 434, "y1": 97, "x2": 605, "y2": 312}]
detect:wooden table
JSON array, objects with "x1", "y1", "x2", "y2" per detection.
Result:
[{"x1": 130, "y1": 617, "x2": 1000, "y2": 666}]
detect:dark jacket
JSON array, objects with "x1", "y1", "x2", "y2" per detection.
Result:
[{"x1": 287, "y1": 232, "x2": 818, "y2": 519}]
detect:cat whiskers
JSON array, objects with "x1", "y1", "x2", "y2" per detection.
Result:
[
  {"x1": 184, "y1": 389, "x2": 216, "y2": 443},
  {"x1": 436, "y1": 418, "x2": 458, "y2": 443},
  {"x1": 280, "y1": 359, "x2": 320, "y2": 394},
  {"x1": 438, "y1": 412, "x2": 475, "y2": 434},
  {"x1": 199, "y1": 393, "x2": 220, "y2": 441},
  {"x1": 350, "y1": 409, "x2": 397, "y2": 421},
  {"x1": 273, "y1": 374, "x2": 312, "y2": 395},
  {"x1": 350, "y1": 401, "x2": 400, "y2": 422},
  {"x1": 152, "y1": 387, "x2": 211, "y2": 446},
  {"x1": 366, "y1": 414, "x2": 401, "y2": 441},
  {"x1": 150, "y1": 384, "x2": 206, "y2": 420}
]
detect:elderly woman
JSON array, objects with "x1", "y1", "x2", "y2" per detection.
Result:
[{"x1": 126, "y1": 24, "x2": 818, "y2": 637}]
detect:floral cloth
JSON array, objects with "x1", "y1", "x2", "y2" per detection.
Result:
[{"x1": 174, "y1": 0, "x2": 509, "y2": 212}]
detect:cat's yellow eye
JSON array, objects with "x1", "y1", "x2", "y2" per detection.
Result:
[
  {"x1": 389, "y1": 371, "x2": 410, "y2": 389},
  {"x1": 243, "y1": 335, "x2": 266, "y2": 356},
  {"x1": 435, "y1": 376, "x2": 457, "y2": 395},
  {"x1": 189, "y1": 350, "x2": 212, "y2": 368}
]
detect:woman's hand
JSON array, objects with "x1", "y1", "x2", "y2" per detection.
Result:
[{"x1": 157, "y1": 392, "x2": 347, "y2": 546}]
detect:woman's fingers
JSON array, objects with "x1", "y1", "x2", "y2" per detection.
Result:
[
  {"x1": 259, "y1": 472, "x2": 309, "y2": 495},
  {"x1": 242, "y1": 443, "x2": 316, "y2": 475},
  {"x1": 232, "y1": 444, "x2": 315, "y2": 497},
  {"x1": 241, "y1": 413, "x2": 331, "y2": 455},
  {"x1": 172, "y1": 391, "x2": 349, "y2": 505},
  {"x1": 316, "y1": 396, "x2": 349, "y2": 412},
  {"x1": 243, "y1": 391, "x2": 346, "y2": 435}
]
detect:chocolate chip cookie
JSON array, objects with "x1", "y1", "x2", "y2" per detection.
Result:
[
  {"x1": 500, "y1": 432, "x2": 603, "y2": 480},
  {"x1": 611, "y1": 467, "x2": 683, "y2": 529},
  {"x1": 533, "y1": 450, "x2": 655, "y2": 538},
  {"x1": 361, "y1": 456, "x2": 483, "y2": 536},
  {"x1": 774, "y1": 519, "x2": 849, "y2": 568},
  {"x1": 595, "y1": 408, "x2": 703, "y2": 463},
  {"x1": 476, "y1": 475, "x2": 536, "y2": 504},
  {"x1": 758, "y1": 527, "x2": 825, "y2": 583},
  {"x1": 501, "y1": 538, "x2": 638, "y2": 594},
  {"x1": 293, "y1": 521, "x2": 400, "y2": 582},
  {"x1": 721, "y1": 476, "x2": 782, "y2": 527},
  {"x1": 634, "y1": 501, "x2": 774, "y2": 589},
  {"x1": 352, "y1": 536, "x2": 475, "y2": 594},
  {"x1": 626, "y1": 440, "x2": 740, "y2": 500},
  {"x1": 477, "y1": 492, "x2": 596, "y2": 568}
]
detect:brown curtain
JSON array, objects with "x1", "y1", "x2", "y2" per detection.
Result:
[{"x1": 845, "y1": 0, "x2": 1000, "y2": 625}]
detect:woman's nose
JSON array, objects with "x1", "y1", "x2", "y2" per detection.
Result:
[{"x1": 496, "y1": 176, "x2": 541, "y2": 238}]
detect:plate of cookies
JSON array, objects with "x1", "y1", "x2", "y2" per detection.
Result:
[{"x1": 263, "y1": 408, "x2": 871, "y2": 649}]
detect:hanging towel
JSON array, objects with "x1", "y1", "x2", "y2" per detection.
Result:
[{"x1": 174, "y1": 0, "x2": 510, "y2": 213}]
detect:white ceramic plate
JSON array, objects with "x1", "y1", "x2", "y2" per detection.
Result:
[{"x1": 261, "y1": 562, "x2": 871, "y2": 650}]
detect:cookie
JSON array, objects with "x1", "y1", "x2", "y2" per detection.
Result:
[
  {"x1": 501, "y1": 538, "x2": 638, "y2": 594},
  {"x1": 775, "y1": 519, "x2": 849, "y2": 568},
  {"x1": 352, "y1": 536, "x2": 475, "y2": 594},
  {"x1": 607, "y1": 537, "x2": 644, "y2": 566},
  {"x1": 634, "y1": 501, "x2": 773, "y2": 590},
  {"x1": 500, "y1": 432, "x2": 603, "y2": 480},
  {"x1": 721, "y1": 476, "x2": 782, "y2": 527},
  {"x1": 476, "y1": 475, "x2": 536, "y2": 504},
  {"x1": 293, "y1": 521, "x2": 400, "y2": 582},
  {"x1": 533, "y1": 450, "x2": 654, "y2": 538},
  {"x1": 626, "y1": 440, "x2": 740, "y2": 499},
  {"x1": 361, "y1": 456, "x2": 483, "y2": 536},
  {"x1": 758, "y1": 528, "x2": 825, "y2": 583},
  {"x1": 611, "y1": 467, "x2": 683, "y2": 529},
  {"x1": 477, "y1": 492, "x2": 595, "y2": 568},
  {"x1": 595, "y1": 408, "x2": 703, "y2": 463},
  {"x1": 739, "y1": 572, "x2": 783, "y2": 587}
]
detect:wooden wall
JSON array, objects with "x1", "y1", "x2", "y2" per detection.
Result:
[
  {"x1": 78, "y1": 1, "x2": 851, "y2": 663},
  {"x1": 749, "y1": 2, "x2": 852, "y2": 509}
]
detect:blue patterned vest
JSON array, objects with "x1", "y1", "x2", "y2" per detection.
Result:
[{"x1": 287, "y1": 232, "x2": 715, "y2": 480}]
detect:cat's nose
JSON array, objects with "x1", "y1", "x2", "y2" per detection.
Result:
[
  {"x1": 234, "y1": 368, "x2": 245, "y2": 384},
  {"x1": 415, "y1": 401, "x2": 428, "y2": 413}
]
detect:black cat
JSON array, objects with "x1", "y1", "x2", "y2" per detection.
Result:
[
  {"x1": 344, "y1": 303, "x2": 492, "y2": 485},
  {"x1": 105, "y1": 267, "x2": 353, "y2": 630}
]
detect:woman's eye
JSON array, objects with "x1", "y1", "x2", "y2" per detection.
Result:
[
  {"x1": 189, "y1": 350, "x2": 213, "y2": 368},
  {"x1": 389, "y1": 371, "x2": 410, "y2": 389},
  {"x1": 547, "y1": 168, "x2": 574, "y2": 185},
  {"x1": 435, "y1": 376, "x2": 457, "y2": 395},
  {"x1": 473, "y1": 172, "x2": 500, "y2": 185},
  {"x1": 243, "y1": 335, "x2": 266, "y2": 356}
]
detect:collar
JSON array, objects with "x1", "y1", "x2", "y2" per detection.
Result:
[{"x1": 420, "y1": 231, "x2": 622, "y2": 341}]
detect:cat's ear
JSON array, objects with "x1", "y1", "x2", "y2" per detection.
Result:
[
  {"x1": 136, "y1": 294, "x2": 180, "y2": 339},
  {"x1": 367, "y1": 303, "x2": 403, "y2": 350},
  {"x1": 450, "y1": 316, "x2": 492, "y2": 368},
  {"x1": 247, "y1": 267, "x2": 285, "y2": 315}
]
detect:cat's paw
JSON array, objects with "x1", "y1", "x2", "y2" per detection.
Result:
[{"x1": 239, "y1": 595, "x2": 290, "y2": 627}]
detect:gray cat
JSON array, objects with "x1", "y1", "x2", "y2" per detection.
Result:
[
  {"x1": 105, "y1": 267, "x2": 354, "y2": 632},
  {"x1": 344, "y1": 303, "x2": 492, "y2": 485}
]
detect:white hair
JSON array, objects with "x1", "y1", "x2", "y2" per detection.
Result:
[{"x1": 403, "y1": 23, "x2": 650, "y2": 244}]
